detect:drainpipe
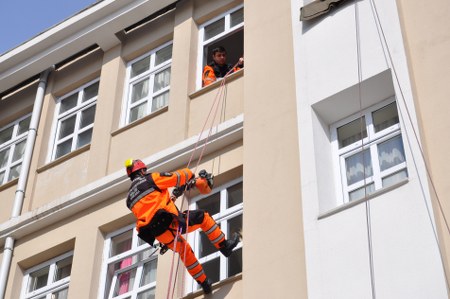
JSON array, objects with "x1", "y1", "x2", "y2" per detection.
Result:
[{"x1": 0, "y1": 67, "x2": 53, "y2": 299}]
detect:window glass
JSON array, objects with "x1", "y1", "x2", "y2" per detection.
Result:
[
  {"x1": 80, "y1": 106, "x2": 96, "y2": 129},
  {"x1": 204, "y1": 18, "x2": 225, "y2": 41},
  {"x1": 140, "y1": 260, "x2": 157, "y2": 286},
  {"x1": 0, "y1": 148, "x2": 10, "y2": 168},
  {"x1": 18, "y1": 116, "x2": 31, "y2": 135},
  {"x1": 137, "y1": 289, "x2": 155, "y2": 299},
  {"x1": 349, "y1": 183, "x2": 375, "y2": 201},
  {"x1": 154, "y1": 68, "x2": 171, "y2": 92},
  {"x1": 28, "y1": 266, "x2": 50, "y2": 292},
  {"x1": 155, "y1": 44, "x2": 172, "y2": 66},
  {"x1": 83, "y1": 82, "x2": 99, "y2": 102},
  {"x1": 59, "y1": 116, "x2": 76, "y2": 139},
  {"x1": 337, "y1": 116, "x2": 367, "y2": 148},
  {"x1": 202, "y1": 258, "x2": 220, "y2": 284},
  {"x1": 378, "y1": 135, "x2": 405, "y2": 171},
  {"x1": 55, "y1": 256, "x2": 73, "y2": 281},
  {"x1": 382, "y1": 169, "x2": 408, "y2": 188},
  {"x1": 373, "y1": 102, "x2": 399, "y2": 132},
  {"x1": 227, "y1": 182, "x2": 243, "y2": 208},
  {"x1": 60, "y1": 94, "x2": 78, "y2": 113},
  {"x1": 8, "y1": 164, "x2": 21, "y2": 181},
  {"x1": 230, "y1": 8, "x2": 244, "y2": 27},
  {"x1": 113, "y1": 268, "x2": 137, "y2": 296},
  {"x1": 228, "y1": 214, "x2": 242, "y2": 236},
  {"x1": 199, "y1": 231, "x2": 219, "y2": 258},
  {"x1": 12, "y1": 139, "x2": 26, "y2": 162},
  {"x1": 129, "y1": 103, "x2": 148, "y2": 123},
  {"x1": 228, "y1": 247, "x2": 243, "y2": 277},
  {"x1": 55, "y1": 139, "x2": 72, "y2": 159},
  {"x1": 52, "y1": 288, "x2": 68, "y2": 299},
  {"x1": 345, "y1": 149, "x2": 373, "y2": 185},
  {"x1": 197, "y1": 192, "x2": 220, "y2": 215},
  {"x1": 151, "y1": 92, "x2": 169, "y2": 112},
  {"x1": 131, "y1": 56, "x2": 151, "y2": 78},
  {"x1": 77, "y1": 129, "x2": 93, "y2": 148},
  {"x1": 131, "y1": 79, "x2": 150, "y2": 103},
  {"x1": 111, "y1": 230, "x2": 133, "y2": 256},
  {"x1": 0, "y1": 126, "x2": 14, "y2": 145}
]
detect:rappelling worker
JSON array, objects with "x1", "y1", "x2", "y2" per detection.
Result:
[
  {"x1": 124, "y1": 159, "x2": 241, "y2": 294},
  {"x1": 202, "y1": 46, "x2": 244, "y2": 87}
]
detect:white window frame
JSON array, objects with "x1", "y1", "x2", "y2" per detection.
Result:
[
  {"x1": 20, "y1": 251, "x2": 73, "y2": 299},
  {"x1": 48, "y1": 79, "x2": 99, "y2": 161},
  {"x1": 0, "y1": 113, "x2": 31, "y2": 185},
  {"x1": 331, "y1": 97, "x2": 408, "y2": 204},
  {"x1": 98, "y1": 224, "x2": 158, "y2": 299},
  {"x1": 186, "y1": 177, "x2": 243, "y2": 294},
  {"x1": 196, "y1": 4, "x2": 244, "y2": 89},
  {"x1": 121, "y1": 41, "x2": 173, "y2": 126}
]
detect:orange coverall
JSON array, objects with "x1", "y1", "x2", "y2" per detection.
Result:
[
  {"x1": 126, "y1": 168, "x2": 225, "y2": 284},
  {"x1": 202, "y1": 63, "x2": 241, "y2": 87}
]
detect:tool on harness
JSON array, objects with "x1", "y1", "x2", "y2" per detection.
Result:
[{"x1": 195, "y1": 170, "x2": 214, "y2": 194}]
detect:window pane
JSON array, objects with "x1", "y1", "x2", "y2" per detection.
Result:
[
  {"x1": 155, "y1": 44, "x2": 173, "y2": 66},
  {"x1": 227, "y1": 182, "x2": 243, "y2": 208},
  {"x1": 111, "y1": 230, "x2": 133, "y2": 257},
  {"x1": 345, "y1": 149, "x2": 372, "y2": 185},
  {"x1": 114, "y1": 268, "x2": 136, "y2": 296},
  {"x1": 0, "y1": 126, "x2": 14, "y2": 146},
  {"x1": 197, "y1": 192, "x2": 220, "y2": 216},
  {"x1": 55, "y1": 256, "x2": 73, "y2": 281},
  {"x1": 0, "y1": 148, "x2": 10, "y2": 168},
  {"x1": 230, "y1": 8, "x2": 244, "y2": 27},
  {"x1": 137, "y1": 288, "x2": 155, "y2": 299},
  {"x1": 337, "y1": 116, "x2": 367, "y2": 148},
  {"x1": 151, "y1": 91, "x2": 169, "y2": 112},
  {"x1": 8, "y1": 164, "x2": 21, "y2": 181},
  {"x1": 12, "y1": 139, "x2": 26, "y2": 162},
  {"x1": 228, "y1": 214, "x2": 242, "y2": 237},
  {"x1": 202, "y1": 258, "x2": 220, "y2": 284},
  {"x1": 83, "y1": 82, "x2": 99, "y2": 102},
  {"x1": 52, "y1": 288, "x2": 68, "y2": 299},
  {"x1": 60, "y1": 94, "x2": 78, "y2": 113},
  {"x1": 80, "y1": 105, "x2": 96, "y2": 129},
  {"x1": 0, "y1": 171, "x2": 5, "y2": 183},
  {"x1": 228, "y1": 247, "x2": 242, "y2": 277},
  {"x1": 199, "y1": 231, "x2": 218, "y2": 258},
  {"x1": 378, "y1": 135, "x2": 405, "y2": 171},
  {"x1": 131, "y1": 56, "x2": 150, "y2": 78},
  {"x1": 140, "y1": 259, "x2": 157, "y2": 286},
  {"x1": 153, "y1": 68, "x2": 171, "y2": 92},
  {"x1": 77, "y1": 129, "x2": 93, "y2": 149},
  {"x1": 131, "y1": 79, "x2": 150, "y2": 104},
  {"x1": 129, "y1": 103, "x2": 148, "y2": 123},
  {"x1": 204, "y1": 18, "x2": 225, "y2": 41},
  {"x1": 28, "y1": 266, "x2": 50, "y2": 292},
  {"x1": 382, "y1": 169, "x2": 408, "y2": 188},
  {"x1": 348, "y1": 183, "x2": 375, "y2": 201},
  {"x1": 18, "y1": 116, "x2": 31, "y2": 135},
  {"x1": 55, "y1": 139, "x2": 72, "y2": 159},
  {"x1": 373, "y1": 102, "x2": 399, "y2": 132},
  {"x1": 59, "y1": 116, "x2": 76, "y2": 139}
]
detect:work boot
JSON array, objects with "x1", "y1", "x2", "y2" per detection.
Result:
[
  {"x1": 200, "y1": 278, "x2": 212, "y2": 294},
  {"x1": 219, "y1": 232, "x2": 241, "y2": 257}
]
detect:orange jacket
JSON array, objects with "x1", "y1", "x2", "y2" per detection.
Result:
[
  {"x1": 126, "y1": 168, "x2": 194, "y2": 231},
  {"x1": 202, "y1": 63, "x2": 241, "y2": 87}
]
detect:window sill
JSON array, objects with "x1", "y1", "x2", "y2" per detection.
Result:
[
  {"x1": 37, "y1": 144, "x2": 91, "y2": 173},
  {"x1": 111, "y1": 106, "x2": 169, "y2": 137},
  {"x1": 189, "y1": 69, "x2": 244, "y2": 100},
  {"x1": 182, "y1": 273, "x2": 242, "y2": 299},
  {"x1": 318, "y1": 179, "x2": 409, "y2": 220},
  {"x1": 0, "y1": 177, "x2": 19, "y2": 192}
]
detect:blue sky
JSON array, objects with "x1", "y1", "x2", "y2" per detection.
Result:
[{"x1": 0, "y1": 0, "x2": 97, "y2": 55}]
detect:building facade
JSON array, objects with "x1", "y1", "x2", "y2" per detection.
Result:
[{"x1": 0, "y1": 0, "x2": 449, "y2": 298}]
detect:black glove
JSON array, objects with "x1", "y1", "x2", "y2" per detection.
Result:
[
  {"x1": 172, "y1": 186, "x2": 184, "y2": 198},
  {"x1": 198, "y1": 169, "x2": 214, "y2": 189}
]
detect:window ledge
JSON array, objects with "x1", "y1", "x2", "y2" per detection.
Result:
[
  {"x1": 37, "y1": 144, "x2": 91, "y2": 173},
  {"x1": 189, "y1": 69, "x2": 244, "y2": 100},
  {"x1": 0, "y1": 178, "x2": 19, "y2": 192},
  {"x1": 182, "y1": 273, "x2": 242, "y2": 299},
  {"x1": 111, "y1": 106, "x2": 169, "y2": 137},
  {"x1": 318, "y1": 179, "x2": 409, "y2": 220}
]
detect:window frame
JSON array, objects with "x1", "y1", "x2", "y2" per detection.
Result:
[
  {"x1": 20, "y1": 251, "x2": 73, "y2": 299},
  {"x1": 186, "y1": 177, "x2": 243, "y2": 294},
  {"x1": 121, "y1": 41, "x2": 173, "y2": 126},
  {"x1": 196, "y1": 4, "x2": 244, "y2": 89},
  {"x1": 0, "y1": 113, "x2": 31, "y2": 185},
  {"x1": 98, "y1": 224, "x2": 158, "y2": 299},
  {"x1": 49, "y1": 79, "x2": 99, "y2": 161},
  {"x1": 331, "y1": 97, "x2": 407, "y2": 203}
]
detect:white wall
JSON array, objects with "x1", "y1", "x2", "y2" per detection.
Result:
[{"x1": 291, "y1": 0, "x2": 447, "y2": 298}]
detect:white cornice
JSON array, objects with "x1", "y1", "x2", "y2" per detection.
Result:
[
  {"x1": 0, "y1": 114, "x2": 244, "y2": 247},
  {"x1": 0, "y1": 0, "x2": 177, "y2": 94}
]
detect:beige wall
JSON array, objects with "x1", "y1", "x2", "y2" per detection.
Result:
[{"x1": 396, "y1": 0, "x2": 450, "y2": 285}]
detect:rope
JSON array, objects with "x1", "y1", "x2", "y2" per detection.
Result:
[
  {"x1": 369, "y1": 0, "x2": 450, "y2": 293},
  {"x1": 165, "y1": 62, "x2": 238, "y2": 298},
  {"x1": 353, "y1": 1, "x2": 376, "y2": 298}
]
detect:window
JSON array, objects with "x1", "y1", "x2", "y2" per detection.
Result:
[
  {"x1": 197, "y1": 5, "x2": 244, "y2": 88},
  {"x1": 331, "y1": 98, "x2": 407, "y2": 202},
  {"x1": 100, "y1": 225, "x2": 158, "y2": 299},
  {"x1": 123, "y1": 42, "x2": 173, "y2": 124},
  {"x1": 187, "y1": 179, "x2": 243, "y2": 292},
  {"x1": 21, "y1": 252, "x2": 73, "y2": 299},
  {"x1": 0, "y1": 114, "x2": 31, "y2": 185},
  {"x1": 51, "y1": 80, "x2": 99, "y2": 160}
]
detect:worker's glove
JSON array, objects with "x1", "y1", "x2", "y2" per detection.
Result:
[
  {"x1": 198, "y1": 169, "x2": 214, "y2": 189},
  {"x1": 172, "y1": 186, "x2": 184, "y2": 198}
]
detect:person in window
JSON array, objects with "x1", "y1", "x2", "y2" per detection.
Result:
[
  {"x1": 124, "y1": 159, "x2": 241, "y2": 294},
  {"x1": 202, "y1": 46, "x2": 244, "y2": 87}
]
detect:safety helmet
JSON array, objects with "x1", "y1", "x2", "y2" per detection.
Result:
[{"x1": 125, "y1": 159, "x2": 147, "y2": 176}]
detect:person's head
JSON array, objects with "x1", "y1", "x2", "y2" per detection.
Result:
[
  {"x1": 211, "y1": 46, "x2": 227, "y2": 66},
  {"x1": 125, "y1": 159, "x2": 147, "y2": 181}
]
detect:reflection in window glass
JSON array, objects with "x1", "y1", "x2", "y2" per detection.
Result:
[
  {"x1": 345, "y1": 149, "x2": 373, "y2": 185},
  {"x1": 197, "y1": 192, "x2": 220, "y2": 215},
  {"x1": 131, "y1": 79, "x2": 150, "y2": 104},
  {"x1": 151, "y1": 92, "x2": 169, "y2": 112},
  {"x1": 77, "y1": 129, "x2": 93, "y2": 149},
  {"x1": 137, "y1": 289, "x2": 155, "y2": 299},
  {"x1": 154, "y1": 68, "x2": 171, "y2": 92},
  {"x1": 59, "y1": 116, "x2": 76, "y2": 139},
  {"x1": 204, "y1": 18, "x2": 225, "y2": 41},
  {"x1": 228, "y1": 248, "x2": 242, "y2": 277},
  {"x1": 337, "y1": 116, "x2": 367, "y2": 148},
  {"x1": 80, "y1": 106, "x2": 96, "y2": 129},
  {"x1": 349, "y1": 183, "x2": 375, "y2": 201},
  {"x1": 83, "y1": 82, "x2": 99, "y2": 102},
  {"x1": 111, "y1": 230, "x2": 133, "y2": 257},
  {"x1": 60, "y1": 94, "x2": 78, "y2": 113},
  {"x1": 131, "y1": 56, "x2": 151, "y2": 78},
  {"x1": 28, "y1": 266, "x2": 50, "y2": 292},
  {"x1": 155, "y1": 44, "x2": 173, "y2": 66},
  {"x1": 227, "y1": 182, "x2": 243, "y2": 208},
  {"x1": 382, "y1": 169, "x2": 408, "y2": 188},
  {"x1": 230, "y1": 8, "x2": 244, "y2": 27},
  {"x1": 378, "y1": 135, "x2": 405, "y2": 171},
  {"x1": 202, "y1": 258, "x2": 220, "y2": 284},
  {"x1": 18, "y1": 116, "x2": 31, "y2": 135},
  {"x1": 12, "y1": 139, "x2": 26, "y2": 162},
  {"x1": 0, "y1": 126, "x2": 14, "y2": 145},
  {"x1": 129, "y1": 103, "x2": 148, "y2": 123},
  {"x1": 373, "y1": 102, "x2": 399, "y2": 133},
  {"x1": 55, "y1": 139, "x2": 72, "y2": 159}
]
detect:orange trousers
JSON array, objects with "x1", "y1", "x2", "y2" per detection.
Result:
[{"x1": 156, "y1": 210, "x2": 225, "y2": 283}]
